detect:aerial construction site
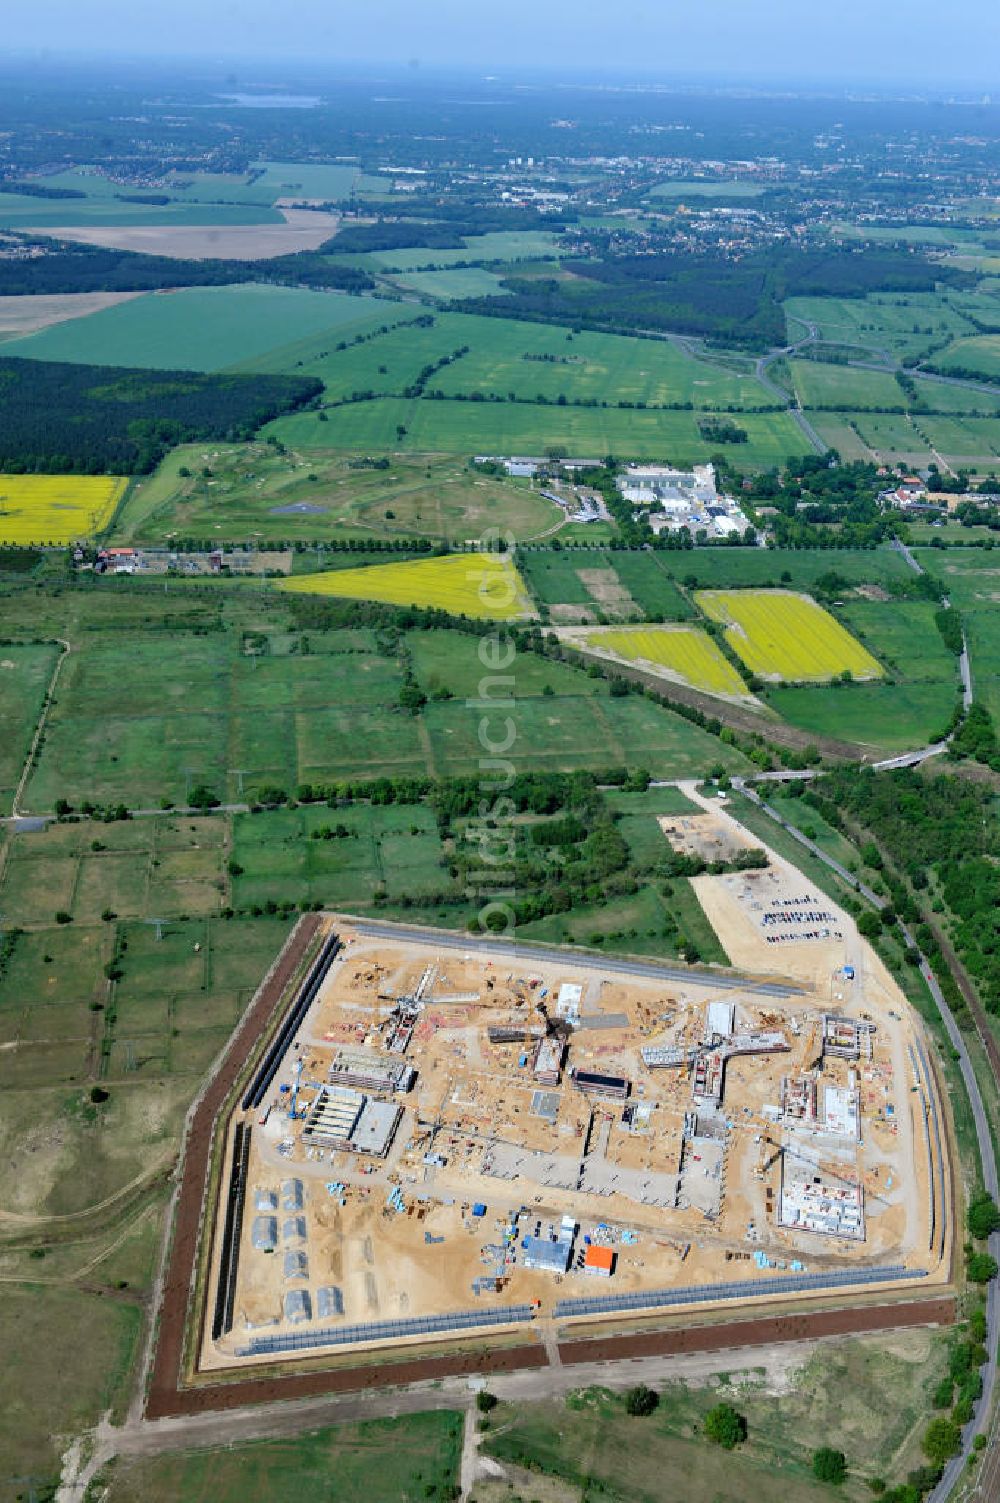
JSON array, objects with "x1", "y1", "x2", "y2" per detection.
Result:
[{"x1": 193, "y1": 794, "x2": 950, "y2": 1376}]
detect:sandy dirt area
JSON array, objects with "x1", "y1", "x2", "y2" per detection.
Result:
[
  {"x1": 27, "y1": 208, "x2": 340, "y2": 261},
  {"x1": 199, "y1": 865, "x2": 948, "y2": 1371},
  {"x1": 0, "y1": 290, "x2": 144, "y2": 336}
]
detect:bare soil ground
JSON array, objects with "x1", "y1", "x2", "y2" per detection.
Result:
[
  {"x1": 29, "y1": 209, "x2": 341, "y2": 262},
  {"x1": 0, "y1": 291, "x2": 143, "y2": 336}
]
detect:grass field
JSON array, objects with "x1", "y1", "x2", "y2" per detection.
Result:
[
  {"x1": 339, "y1": 229, "x2": 561, "y2": 274},
  {"x1": 651, "y1": 179, "x2": 766, "y2": 198},
  {"x1": 916, "y1": 546, "x2": 1000, "y2": 726},
  {"x1": 116, "y1": 446, "x2": 562, "y2": 545},
  {"x1": 103, "y1": 1411, "x2": 463, "y2": 1503},
  {"x1": 785, "y1": 291, "x2": 979, "y2": 362},
  {"x1": 0, "y1": 196, "x2": 281, "y2": 229},
  {"x1": 266, "y1": 395, "x2": 809, "y2": 468},
  {"x1": 579, "y1": 624, "x2": 748, "y2": 696},
  {"x1": 933, "y1": 333, "x2": 1000, "y2": 379},
  {"x1": 5, "y1": 284, "x2": 391, "y2": 372},
  {"x1": 519, "y1": 549, "x2": 690, "y2": 623},
  {"x1": 482, "y1": 1330, "x2": 948, "y2": 1502},
  {"x1": 386, "y1": 266, "x2": 511, "y2": 299},
  {"x1": 0, "y1": 474, "x2": 126, "y2": 544},
  {"x1": 696, "y1": 590, "x2": 883, "y2": 682},
  {"x1": 421, "y1": 316, "x2": 766, "y2": 409},
  {"x1": 0, "y1": 642, "x2": 59, "y2": 814},
  {"x1": 281, "y1": 551, "x2": 533, "y2": 619},
  {"x1": 789, "y1": 360, "x2": 906, "y2": 410},
  {"x1": 841, "y1": 409, "x2": 1000, "y2": 466},
  {"x1": 11, "y1": 603, "x2": 744, "y2": 808},
  {"x1": 663, "y1": 545, "x2": 912, "y2": 592}
]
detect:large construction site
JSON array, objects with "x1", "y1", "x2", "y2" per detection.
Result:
[{"x1": 197, "y1": 794, "x2": 950, "y2": 1373}]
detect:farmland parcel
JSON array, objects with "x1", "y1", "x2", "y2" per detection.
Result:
[
  {"x1": 696, "y1": 590, "x2": 884, "y2": 683},
  {"x1": 0, "y1": 474, "x2": 125, "y2": 544},
  {"x1": 281, "y1": 552, "x2": 533, "y2": 620},
  {"x1": 572, "y1": 624, "x2": 749, "y2": 699}
]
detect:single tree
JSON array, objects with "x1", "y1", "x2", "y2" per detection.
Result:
[
  {"x1": 812, "y1": 1447, "x2": 847, "y2": 1485},
  {"x1": 704, "y1": 1402, "x2": 746, "y2": 1449}
]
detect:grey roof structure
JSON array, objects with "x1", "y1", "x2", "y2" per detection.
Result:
[
  {"x1": 284, "y1": 1250, "x2": 309, "y2": 1280},
  {"x1": 254, "y1": 1188, "x2": 277, "y2": 1212},
  {"x1": 251, "y1": 1215, "x2": 277, "y2": 1251},
  {"x1": 521, "y1": 1232, "x2": 573, "y2": 1273},
  {"x1": 283, "y1": 1215, "x2": 307, "y2": 1243},
  {"x1": 317, "y1": 1285, "x2": 345, "y2": 1319},
  {"x1": 284, "y1": 1289, "x2": 312, "y2": 1323},
  {"x1": 349, "y1": 1098, "x2": 402, "y2": 1157},
  {"x1": 281, "y1": 1177, "x2": 304, "y2": 1211}
]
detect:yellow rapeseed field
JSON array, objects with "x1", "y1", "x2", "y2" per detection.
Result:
[
  {"x1": 695, "y1": 589, "x2": 883, "y2": 682},
  {"x1": 281, "y1": 551, "x2": 532, "y2": 620},
  {"x1": 0, "y1": 475, "x2": 126, "y2": 545},
  {"x1": 584, "y1": 625, "x2": 748, "y2": 697}
]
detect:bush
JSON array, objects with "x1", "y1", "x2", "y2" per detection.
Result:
[
  {"x1": 922, "y1": 1416, "x2": 961, "y2": 1466},
  {"x1": 625, "y1": 1384, "x2": 659, "y2": 1417},
  {"x1": 968, "y1": 1191, "x2": 1000, "y2": 1240},
  {"x1": 704, "y1": 1402, "x2": 746, "y2": 1449},
  {"x1": 812, "y1": 1448, "x2": 847, "y2": 1485},
  {"x1": 966, "y1": 1251, "x2": 998, "y2": 1284},
  {"x1": 475, "y1": 1391, "x2": 498, "y2": 1413}
]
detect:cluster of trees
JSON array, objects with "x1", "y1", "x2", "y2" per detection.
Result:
[
  {"x1": 456, "y1": 245, "x2": 961, "y2": 352},
  {"x1": 0, "y1": 356, "x2": 321, "y2": 474},
  {"x1": 808, "y1": 766, "x2": 1000, "y2": 1015}
]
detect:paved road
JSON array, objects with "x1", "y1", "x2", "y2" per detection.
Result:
[
  {"x1": 347, "y1": 915, "x2": 805, "y2": 997},
  {"x1": 732, "y1": 783, "x2": 999, "y2": 1500}
]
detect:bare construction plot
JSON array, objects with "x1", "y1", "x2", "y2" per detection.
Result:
[{"x1": 193, "y1": 812, "x2": 950, "y2": 1374}]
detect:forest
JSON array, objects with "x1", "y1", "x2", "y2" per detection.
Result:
[
  {"x1": 807, "y1": 766, "x2": 1000, "y2": 1015},
  {"x1": 457, "y1": 245, "x2": 966, "y2": 350},
  {"x1": 0, "y1": 237, "x2": 374, "y2": 296},
  {"x1": 0, "y1": 357, "x2": 322, "y2": 474}
]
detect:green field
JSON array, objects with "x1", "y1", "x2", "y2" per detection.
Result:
[
  {"x1": 483, "y1": 1330, "x2": 948, "y2": 1502},
  {"x1": 651, "y1": 179, "x2": 766, "y2": 199},
  {"x1": 760, "y1": 598, "x2": 959, "y2": 751},
  {"x1": 5, "y1": 284, "x2": 393, "y2": 372},
  {"x1": 251, "y1": 159, "x2": 392, "y2": 200},
  {"x1": 933, "y1": 333, "x2": 1000, "y2": 378},
  {"x1": 386, "y1": 266, "x2": 512, "y2": 299},
  {"x1": 789, "y1": 360, "x2": 906, "y2": 410},
  {"x1": 116, "y1": 447, "x2": 563, "y2": 545},
  {"x1": 0, "y1": 196, "x2": 280, "y2": 229},
  {"x1": 267, "y1": 398, "x2": 808, "y2": 467},
  {"x1": 0, "y1": 641, "x2": 58, "y2": 814},
  {"x1": 340, "y1": 229, "x2": 561, "y2": 274},
  {"x1": 103, "y1": 1411, "x2": 463, "y2": 1503},
  {"x1": 520, "y1": 549, "x2": 691, "y2": 621},
  {"x1": 785, "y1": 291, "x2": 979, "y2": 362},
  {"x1": 422, "y1": 316, "x2": 766, "y2": 409},
  {"x1": 17, "y1": 610, "x2": 748, "y2": 809},
  {"x1": 916, "y1": 546, "x2": 1000, "y2": 725},
  {"x1": 665, "y1": 546, "x2": 912, "y2": 591}
]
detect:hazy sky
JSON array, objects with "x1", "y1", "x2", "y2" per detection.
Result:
[{"x1": 8, "y1": 0, "x2": 1000, "y2": 89}]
